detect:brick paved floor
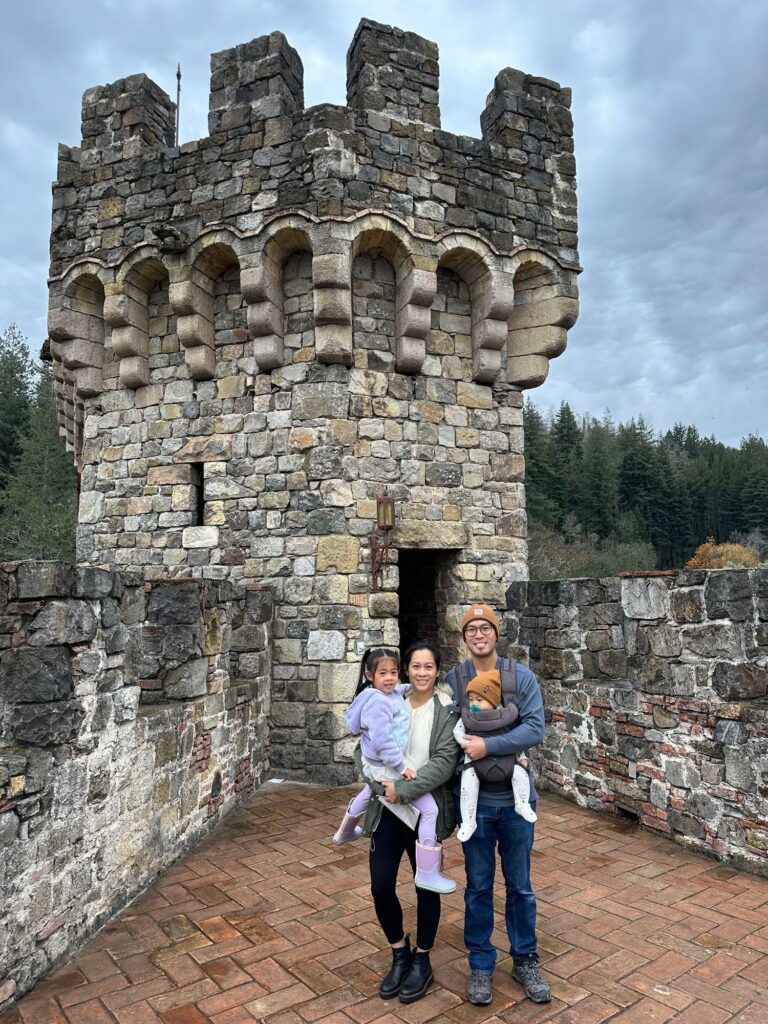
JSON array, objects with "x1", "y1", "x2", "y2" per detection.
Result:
[{"x1": 3, "y1": 784, "x2": 767, "y2": 1024}]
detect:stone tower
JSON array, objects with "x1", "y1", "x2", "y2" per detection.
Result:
[{"x1": 47, "y1": 19, "x2": 579, "y2": 780}]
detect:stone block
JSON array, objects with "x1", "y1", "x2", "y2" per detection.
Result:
[
  {"x1": 245, "y1": 588, "x2": 273, "y2": 622},
  {"x1": 10, "y1": 701, "x2": 85, "y2": 746},
  {"x1": 16, "y1": 561, "x2": 74, "y2": 599},
  {"x1": 682, "y1": 622, "x2": 742, "y2": 660},
  {"x1": 292, "y1": 382, "x2": 349, "y2": 420},
  {"x1": 148, "y1": 582, "x2": 201, "y2": 624},
  {"x1": 1, "y1": 646, "x2": 73, "y2": 703},
  {"x1": 669, "y1": 589, "x2": 704, "y2": 623},
  {"x1": 425, "y1": 462, "x2": 461, "y2": 487},
  {"x1": 627, "y1": 656, "x2": 695, "y2": 696},
  {"x1": 317, "y1": 659, "x2": 360, "y2": 700},
  {"x1": 306, "y1": 446, "x2": 344, "y2": 479},
  {"x1": 307, "y1": 630, "x2": 346, "y2": 660},
  {"x1": 369, "y1": 592, "x2": 399, "y2": 618},
  {"x1": 164, "y1": 658, "x2": 208, "y2": 699},
  {"x1": 173, "y1": 435, "x2": 233, "y2": 462},
  {"x1": 704, "y1": 570, "x2": 753, "y2": 622},
  {"x1": 271, "y1": 702, "x2": 306, "y2": 728},
  {"x1": 712, "y1": 662, "x2": 768, "y2": 702},
  {"x1": 621, "y1": 577, "x2": 670, "y2": 620},
  {"x1": 182, "y1": 526, "x2": 219, "y2": 548},
  {"x1": 28, "y1": 600, "x2": 98, "y2": 646},
  {"x1": 395, "y1": 522, "x2": 467, "y2": 549},
  {"x1": 316, "y1": 536, "x2": 360, "y2": 573},
  {"x1": 724, "y1": 747, "x2": 755, "y2": 791},
  {"x1": 643, "y1": 624, "x2": 683, "y2": 657},
  {"x1": 755, "y1": 567, "x2": 768, "y2": 620},
  {"x1": 147, "y1": 464, "x2": 192, "y2": 485},
  {"x1": 79, "y1": 491, "x2": 105, "y2": 524},
  {"x1": 457, "y1": 382, "x2": 492, "y2": 409},
  {"x1": 652, "y1": 707, "x2": 678, "y2": 729},
  {"x1": 73, "y1": 567, "x2": 114, "y2": 598}
]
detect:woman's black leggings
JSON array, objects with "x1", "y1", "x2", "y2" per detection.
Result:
[{"x1": 369, "y1": 807, "x2": 441, "y2": 951}]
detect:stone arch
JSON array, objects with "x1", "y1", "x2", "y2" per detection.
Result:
[
  {"x1": 105, "y1": 250, "x2": 168, "y2": 388},
  {"x1": 48, "y1": 262, "x2": 109, "y2": 459},
  {"x1": 170, "y1": 235, "x2": 241, "y2": 380},
  {"x1": 241, "y1": 218, "x2": 313, "y2": 371},
  {"x1": 506, "y1": 250, "x2": 579, "y2": 388},
  {"x1": 437, "y1": 235, "x2": 514, "y2": 384},
  {"x1": 350, "y1": 217, "x2": 435, "y2": 373}
]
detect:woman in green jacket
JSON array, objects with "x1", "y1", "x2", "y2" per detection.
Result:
[{"x1": 353, "y1": 640, "x2": 461, "y2": 1005}]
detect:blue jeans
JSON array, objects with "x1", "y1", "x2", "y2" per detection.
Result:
[{"x1": 458, "y1": 799, "x2": 537, "y2": 974}]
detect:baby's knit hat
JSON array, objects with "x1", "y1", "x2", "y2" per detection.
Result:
[{"x1": 466, "y1": 670, "x2": 501, "y2": 708}]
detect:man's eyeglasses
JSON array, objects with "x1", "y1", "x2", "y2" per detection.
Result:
[{"x1": 465, "y1": 624, "x2": 494, "y2": 637}]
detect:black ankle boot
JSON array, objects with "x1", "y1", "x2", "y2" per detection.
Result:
[
  {"x1": 380, "y1": 936, "x2": 412, "y2": 999},
  {"x1": 399, "y1": 950, "x2": 434, "y2": 1003}
]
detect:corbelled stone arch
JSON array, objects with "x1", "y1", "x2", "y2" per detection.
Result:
[
  {"x1": 436, "y1": 235, "x2": 514, "y2": 384},
  {"x1": 350, "y1": 215, "x2": 436, "y2": 373},
  {"x1": 505, "y1": 249, "x2": 579, "y2": 388},
  {"x1": 105, "y1": 248, "x2": 168, "y2": 388},
  {"x1": 48, "y1": 262, "x2": 109, "y2": 461},
  {"x1": 241, "y1": 217, "x2": 313, "y2": 371},
  {"x1": 169, "y1": 233, "x2": 241, "y2": 380}
]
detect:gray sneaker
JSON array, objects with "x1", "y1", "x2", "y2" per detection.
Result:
[
  {"x1": 512, "y1": 957, "x2": 551, "y2": 1003},
  {"x1": 467, "y1": 972, "x2": 493, "y2": 1005}
]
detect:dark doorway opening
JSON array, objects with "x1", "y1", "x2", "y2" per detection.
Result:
[
  {"x1": 398, "y1": 550, "x2": 438, "y2": 655},
  {"x1": 397, "y1": 548, "x2": 460, "y2": 671}
]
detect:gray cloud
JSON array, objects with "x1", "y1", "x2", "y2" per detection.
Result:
[{"x1": 1, "y1": 0, "x2": 765, "y2": 443}]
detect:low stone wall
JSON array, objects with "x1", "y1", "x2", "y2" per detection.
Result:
[
  {"x1": 0, "y1": 561, "x2": 272, "y2": 1009},
  {"x1": 506, "y1": 569, "x2": 768, "y2": 875}
]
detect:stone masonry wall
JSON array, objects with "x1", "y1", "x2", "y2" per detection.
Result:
[
  {"x1": 505, "y1": 569, "x2": 768, "y2": 875},
  {"x1": 0, "y1": 560, "x2": 271, "y2": 1006},
  {"x1": 46, "y1": 19, "x2": 581, "y2": 784}
]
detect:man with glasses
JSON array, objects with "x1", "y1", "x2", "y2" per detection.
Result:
[{"x1": 445, "y1": 604, "x2": 549, "y2": 1008}]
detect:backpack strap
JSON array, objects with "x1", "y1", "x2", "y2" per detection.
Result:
[
  {"x1": 446, "y1": 660, "x2": 473, "y2": 711},
  {"x1": 497, "y1": 657, "x2": 518, "y2": 708}
]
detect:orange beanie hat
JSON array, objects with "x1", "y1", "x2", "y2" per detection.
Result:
[
  {"x1": 467, "y1": 670, "x2": 502, "y2": 708},
  {"x1": 461, "y1": 604, "x2": 500, "y2": 637}
]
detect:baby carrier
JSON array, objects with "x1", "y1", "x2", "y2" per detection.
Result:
[{"x1": 454, "y1": 657, "x2": 522, "y2": 792}]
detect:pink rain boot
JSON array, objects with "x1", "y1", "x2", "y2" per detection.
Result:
[
  {"x1": 414, "y1": 841, "x2": 456, "y2": 894},
  {"x1": 333, "y1": 809, "x2": 364, "y2": 845}
]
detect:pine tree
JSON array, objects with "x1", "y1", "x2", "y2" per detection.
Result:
[
  {"x1": 739, "y1": 436, "x2": 768, "y2": 534},
  {"x1": 580, "y1": 418, "x2": 619, "y2": 539},
  {"x1": 0, "y1": 323, "x2": 34, "y2": 484},
  {"x1": 0, "y1": 367, "x2": 77, "y2": 560},
  {"x1": 523, "y1": 400, "x2": 559, "y2": 526},
  {"x1": 617, "y1": 417, "x2": 656, "y2": 539},
  {"x1": 550, "y1": 401, "x2": 583, "y2": 528}
]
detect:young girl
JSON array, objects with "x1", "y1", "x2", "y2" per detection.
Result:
[
  {"x1": 333, "y1": 647, "x2": 456, "y2": 895},
  {"x1": 454, "y1": 669, "x2": 537, "y2": 842}
]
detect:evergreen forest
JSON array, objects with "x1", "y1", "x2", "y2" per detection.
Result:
[
  {"x1": 0, "y1": 325, "x2": 77, "y2": 561},
  {"x1": 0, "y1": 324, "x2": 766, "y2": 575},
  {"x1": 524, "y1": 400, "x2": 768, "y2": 578}
]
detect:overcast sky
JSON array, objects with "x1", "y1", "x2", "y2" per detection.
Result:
[{"x1": 1, "y1": 0, "x2": 765, "y2": 444}]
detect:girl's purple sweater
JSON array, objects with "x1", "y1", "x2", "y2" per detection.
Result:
[{"x1": 345, "y1": 685, "x2": 410, "y2": 774}]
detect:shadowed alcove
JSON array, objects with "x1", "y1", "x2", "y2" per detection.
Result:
[{"x1": 397, "y1": 548, "x2": 461, "y2": 670}]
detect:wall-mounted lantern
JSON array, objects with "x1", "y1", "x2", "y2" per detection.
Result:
[{"x1": 370, "y1": 489, "x2": 396, "y2": 592}]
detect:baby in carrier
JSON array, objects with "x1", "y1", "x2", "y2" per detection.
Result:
[{"x1": 454, "y1": 669, "x2": 537, "y2": 842}]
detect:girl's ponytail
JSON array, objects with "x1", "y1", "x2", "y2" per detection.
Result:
[{"x1": 353, "y1": 648, "x2": 373, "y2": 698}]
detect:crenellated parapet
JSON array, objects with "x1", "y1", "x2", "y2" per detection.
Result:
[
  {"x1": 347, "y1": 19, "x2": 440, "y2": 126},
  {"x1": 208, "y1": 31, "x2": 304, "y2": 133},
  {"x1": 48, "y1": 19, "x2": 580, "y2": 449},
  {"x1": 80, "y1": 74, "x2": 176, "y2": 164}
]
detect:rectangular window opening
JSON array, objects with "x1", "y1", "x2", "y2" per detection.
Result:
[{"x1": 190, "y1": 462, "x2": 205, "y2": 526}]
